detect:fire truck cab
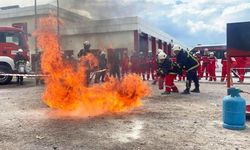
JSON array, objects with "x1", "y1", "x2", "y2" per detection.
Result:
[{"x1": 0, "y1": 27, "x2": 29, "y2": 85}]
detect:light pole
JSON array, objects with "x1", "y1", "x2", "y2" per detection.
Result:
[
  {"x1": 57, "y1": 0, "x2": 60, "y2": 36},
  {"x1": 34, "y1": 0, "x2": 38, "y2": 54}
]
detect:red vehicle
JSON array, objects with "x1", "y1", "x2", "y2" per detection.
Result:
[
  {"x1": 191, "y1": 44, "x2": 227, "y2": 59},
  {"x1": 0, "y1": 27, "x2": 29, "y2": 84}
]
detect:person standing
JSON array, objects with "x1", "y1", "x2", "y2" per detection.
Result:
[
  {"x1": 14, "y1": 49, "x2": 27, "y2": 85},
  {"x1": 194, "y1": 51, "x2": 202, "y2": 79},
  {"x1": 173, "y1": 45, "x2": 200, "y2": 94},
  {"x1": 138, "y1": 51, "x2": 146, "y2": 80},
  {"x1": 78, "y1": 41, "x2": 93, "y2": 85},
  {"x1": 110, "y1": 52, "x2": 121, "y2": 80},
  {"x1": 235, "y1": 57, "x2": 247, "y2": 83},
  {"x1": 201, "y1": 49, "x2": 209, "y2": 80},
  {"x1": 208, "y1": 52, "x2": 217, "y2": 81},
  {"x1": 98, "y1": 51, "x2": 107, "y2": 82},
  {"x1": 121, "y1": 51, "x2": 129, "y2": 77}
]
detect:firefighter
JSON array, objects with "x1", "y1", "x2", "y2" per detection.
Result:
[
  {"x1": 138, "y1": 51, "x2": 146, "y2": 80},
  {"x1": 146, "y1": 53, "x2": 154, "y2": 80},
  {"x1": 130, "y1": 52, "x2": 138, "y2": 74},
  {"x1": 110, "y1": 52, "x2": 121, "y2": 80},
  {"x1": 173, "y1": 45, "x2": 200, "y2": 94},
  {"x1": 208, "y1": 52, "x2": 217, "y2": 81},
  {"x1": 78, "y1": 41, "x2": 92, "y2": 85},
  {"x1": 78, "y1": 41, "x2": 91, "y2": 58},
  {"x1": 201, "y1": 49, "x2": 209, "y2": 80},
  {"x1": 235, "y1": 57, "x2": 247, "y2": 83},
  {"x1": 14, "y1": 49, "x2": 27, "y2": 85},
  {"x1": 152, "y1": 49, "x2": 164, "y2": 85},
  {"x1": 121, "y1": 51, "x2": 129, "y2": 77},
  {"x1": 94, "y1": 50, "x2": 107, "y2": 83},
  {"x1": 194, "y1": 51, "x2": 202, "y2": 79},
  {"x1": 221, "y1": 52, "x2": 228, "y2": 82}
]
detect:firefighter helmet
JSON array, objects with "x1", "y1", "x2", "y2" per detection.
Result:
[
  {"x1": 172, "y1": 45, "x2": 181, "y2": 52},
  {"x1": 83, "y1": 41, "x2": 90, "y2": 46},
  {"x1": 158, "y1": 51, "x2": 167, "y2": 60},
  {"x1": 157, "y1": 49, "x2": 163, "y2": 55},
  {"x1": 18, "y1": 49, "x2": 23, "y2": 53}
]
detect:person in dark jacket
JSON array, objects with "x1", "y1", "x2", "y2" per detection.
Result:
[
  {"x1": 98, "y1": 51, "x2": 107, "y2": 82},
  {"x1": 78, "y1": 41, "x2": 91, "y2": 58},
  {"x1": 14, "y1": 49, "x2": 27, "y2": 85},
  {"x1": 173, "y1": 45, "x2": 200, "y2": 94},
  {"x1": 110, "y1": 52, "x2": 121, "y2": 80},
  {"x1": 157, "y1": 51, "x2": 180, "y2": 95}
]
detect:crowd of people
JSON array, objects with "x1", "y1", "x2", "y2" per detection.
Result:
[
  {"x1": 192, "y1": 49, "x2": 247, "y2": 83},
  {"x1": 14, "y1": 40, "x2": 248, "y2": 89},
  {"x1": 75, "y1": 41, "x2": 248, "y2": 93}
]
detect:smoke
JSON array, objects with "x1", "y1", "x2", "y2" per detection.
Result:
[{"x1": 58, "y1": 0, "x2": 144, "y2": 19}]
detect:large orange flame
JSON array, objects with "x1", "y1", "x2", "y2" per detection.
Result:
[{"x1": 33, "y1": 16, "x2": 150, "y2": 117}]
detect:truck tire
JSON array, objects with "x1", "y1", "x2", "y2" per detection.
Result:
[{"x1": 0, "y1": 65, "x2": 13, "y2": 85}]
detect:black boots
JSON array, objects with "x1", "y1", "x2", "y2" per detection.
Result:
[
  {"x1": 191, "y1": 88, "x2": 200, "y2": 93},
  {"x1": 161, "y1": 91, "x2": 171, "y2": 95},
  {"x1": 181, "y1": 89, "x2": 190, "y2": 94}
]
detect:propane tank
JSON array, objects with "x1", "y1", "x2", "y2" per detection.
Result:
[{"x1": 223, "y1": 88, "x2": 246, "y2": 130}]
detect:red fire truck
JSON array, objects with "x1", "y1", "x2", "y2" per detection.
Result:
[
  {"x1": 0, "y1": 27, "x2": 29, "y2": 85},
  {"x1": 191, "y1": 44, "x2": 227, "y2": 59}
]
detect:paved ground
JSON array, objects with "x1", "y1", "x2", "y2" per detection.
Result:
[{"x1": 0, "y1": 79, "x2": 250, "y2": 150}]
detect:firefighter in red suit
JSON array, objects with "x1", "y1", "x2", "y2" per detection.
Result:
[
  {"x1": 130, "y1": 52, "x2": 138, "y2": 74},
  {"x1": 138, "y1": 51, "x2": 146, "y2": 80},
  {"x1": 170, "y1": 57, "x2": 177, "y2": 80},
  {"x1": 157, "y1": 51, "x2": 180, "y2": 95},
  {"x1": 235, "y1": 57, "x2": 247, "y2": 83},
  {"x1": 121, "y1": 52, "x2": 129, "y2": 77},
  {"x1": 208, "y1": 52, "x2": 217, "y2": 81},
  {"x1": 221, "y1": 52, "x2": 228, "y2": 82},
  {"x1": 152, "y1": 49, "x2": 164, "y2": 85},
  {"x1": 194, "y1": 51, "x2": 202, "y2": 79},
  {"x1": 201, "y1": 49, "x2": 209, "y2": 80},
  {"x1": 146, "y1": 54, "x2": 154, "y2": 80}
]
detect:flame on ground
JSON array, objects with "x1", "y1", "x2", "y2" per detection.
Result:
[{"x1": 33, "y1": 16, "x2": 150, "y2": 117}]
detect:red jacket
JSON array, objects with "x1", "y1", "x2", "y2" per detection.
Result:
[{"x1": 202, "y1": 55, "x2": 209, "y2": 67}]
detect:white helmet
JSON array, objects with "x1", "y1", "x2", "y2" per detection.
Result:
[
  {"x1": 196, "y1": 51, "x2": 200, "y2": 54},
  {"x1": 158, "y1": 51, "x2": 167, "y2": 60},
  {"x1": 156, "y1": 49, "x2": 163, "y2": 55},
  {"x1": 209, "y1": 52, "x2": 214, "y2": 55},
  {"x1": 172, "y1": 45, "x2": 181, "y2": 52},
  {"x1": 18, "y1": 49, "x2": 23, "y2": 53},
  {"x1": 83, "y1": 41, "x2": 90, "y2": 46}
]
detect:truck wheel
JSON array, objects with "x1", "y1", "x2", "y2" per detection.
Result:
[{"x1": 0, "y1": 65, "x2": 13, "y2": 85}]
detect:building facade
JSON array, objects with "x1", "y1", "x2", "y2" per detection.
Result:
[{"x1": 0, "y1": 4, "x2": 186, "y2": 59}]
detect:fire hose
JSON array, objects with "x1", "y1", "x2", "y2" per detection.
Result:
[
  {"x1": 89, "y1": 69, "x2": 107, "y2": 80},
  {"x1": 0, "y1": 69, "x2": 107, "y2": 79}
]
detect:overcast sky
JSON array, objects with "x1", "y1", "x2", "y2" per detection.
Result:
[{"x1": 0, "y1": 0, "x2": 250, "y2": 48}]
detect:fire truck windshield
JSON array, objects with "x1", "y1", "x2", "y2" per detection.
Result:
[{"x1": 0, "y1": 31, "x2": 24, "y2": 48}]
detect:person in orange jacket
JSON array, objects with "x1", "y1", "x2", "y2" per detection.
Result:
[
  {"x1": 235, "y1": 57, "x2": 247, "y2": 83},
  {"x1": 208, "y1": 52, "x2": 217, "y2": 81},
  {"x1": 201, "y1": 49, "x2": 209, "y2": 80}
]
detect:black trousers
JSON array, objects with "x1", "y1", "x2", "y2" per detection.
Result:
[
  {"x1": 186, "y1": 69, "x2": 199, "y2": 90},
  {"x1": 17, "y1": 76, "x2": 23, "y2": 85}
]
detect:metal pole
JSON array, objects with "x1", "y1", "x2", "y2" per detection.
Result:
[
  {"x1": 57, "y1": 0, "x2": 60, "y2": 36},
  {"x1": 34, "y1": 0, "x2": 38, "y2": 54}
]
